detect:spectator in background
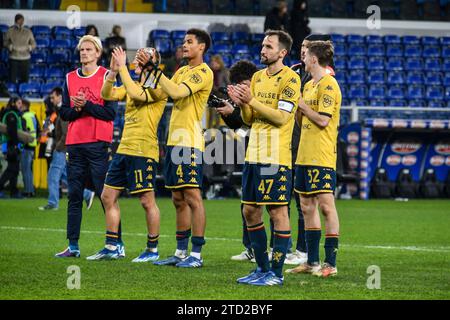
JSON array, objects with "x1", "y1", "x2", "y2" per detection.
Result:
[
  {"x1": 289, "y1": 0, "x2": 310, "y2": 57},
  {"x1": 14, "y1": 0, "x2": 33, "y2": 9},
  {"x1": 19, "y1": 98, "x2": 40, "y2": 198},
  {"x1": 104, "y1": 25, "x2": 127, "y2": 63},
  {"x1": 162, "y1": 46, "x2": 185, "y2": 78},
  {"x1": 264, "y1": 1, "x2": 289, "y2": 32},
  {"x1": 85, "y1": 25, "x2": 99, "y2": 37},
  {"x1": 0, "y1": 96, "x2": 24, "y2": 199},
  {"x1": 208, "y1": 55, "x2": 230, "y2": 129},
  {"x1": 38, "y1": 99, "x2": 57, "y2": 169},
  {"x1": 5, "y1": 14, "x2": 36, "y2": 84}
]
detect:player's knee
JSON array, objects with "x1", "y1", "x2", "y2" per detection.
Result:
[
  {"x1": 318, "y1": 200, "x2": 334, "y2": 216},
  {"x1": 101, "y1": 190, "x2": 114, "y2": 206},
  {"x1": 184, "y1": 190, "x2": 202, "y2": 210}
]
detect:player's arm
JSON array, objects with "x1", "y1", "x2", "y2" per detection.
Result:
[
  {"x1": 295, "y1": 107, "x2": 303, "y2": 127},
  {"x1": 298, "y1": 83, "x2": 337, "y2": 129},
  {"x1": 228, "y1": 84, "x2": 254, "y2": 125},
  {"x1": 248, "y1": 98, "x2": 292, "y2": 127},
  {"x1": 101, "y1": 71, "x2": 126, "y2": 101},
  {"x1": 297, "y1": 97, "x2": 330, "y2": 128},
  {"x1": 59, "y1": 82, "x2": 83, "y2": 121}
]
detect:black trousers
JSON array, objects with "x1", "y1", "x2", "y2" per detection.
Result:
[
  {"x1": 9, "y1": 59, "x2": 30, "y2": 84},
  {"x1": 0, "y1": 157, "x2": 20, "y2": 196}
]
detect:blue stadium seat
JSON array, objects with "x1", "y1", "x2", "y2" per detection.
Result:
[
  {"x1": 367, "y1": 57, "x2": 385, "y2": 70},
  {"x1": 404, "y1": 45, "x2": 421, "y2": 58},
  {"x1": 422, "y1": 46, "x2": 440, "y2": 58},
  {"x1": 367, "y1": 44, "x2": 384, "y2": 57},
  {"x1": 407, "y1": 85, "x2": 425, "y2": 99},
  {"x1": 250, "y1": 45, "x2": 261, "y2": 56},
  {"x1": 154, "y1": 39, "x2": 172, "y2": 56},
  {"x1": 31, "y1": 52, "x2": 46, "y2": 63},
  {"x1": 31, "y1": 25, "x2": 51, "y2": 37},
  {"x1": 0, "y1": 24, "x2": 9, "y2": 34},
  {"x1": 441, "y1": 47, "x2": 450, "y2": 59},
  {"x1": 355, "y1": 99, "x2": 368, "y2": 106},
  {"x1": 47, "y1": 52, "x2": 69, "y2": 64},
  {"x1": 440, "y1": 36, "x2": 450, "y2": 46},
  {"x1": 51, "y1": 39, "x2": 72, "y2": 49},
  {"x1": 368, "y1": 85, "x2": 386, "y2": 100},
  {"x1": 425, "y1": 58, "x2": 441, "y2": 72},
  {"x1": 406, "y1": 71, "x2": 424, "y2": 84},
  {"x1": 383, "y1": 35, "x2": 401, "y2": 44},
  {"x1": 211, "y1": 44, "x2": 231, "y2": 54},
  {"x1": 171, "y1": 30, "x2": 186, "y2": 40},
  {"x1": 36, "y1": 38, "x2": 50, "y2": 49},
  {"x1": 386, "y1": 45, "x2": 403, "y2": 57},
  {"x1": 421, "y1": 36, "x2": 438, "y2": 46},
  {"x1": 347, "y1": 70, "x2": 366, "y2": 84},
  {"x1": 45, "y1": 67, "x2": 65, "y2": 79},
  {"x1": 346, "y1": 34, "x2": 364, "y2": 44},
  {"x1": 235, "y1": 53, "x2": 253, "y2": 61},
  {"x1": 330, "y1": 34, "x2": 345, "y2": 44},
  {"x1": 210, "y1": 32, "x2": 230, "y2": 44},
  {"x1": 348, "y1": 85, "x2": 367, "y2": 100},
  {"x1": 232, "y1": 44, "x2": 250, "y2": 55},
  {"x1": 250, "y1": 33, "x2": 265, "y2": 43},
  {"x1": 231, "y1": 32, "x2": 249, "y2": 43},
  {"x1": 369, "y1": 99, "x2": 386, "y2": 107},
  {"x1": 445, "y1": 87, "x2": 450, "y2": 101},
  {"x1": 72, "y1": 27, "x2": 86, "y2": 39},
  {"x1": 6, "y1": 83, "x2": 17, "y2": 94},
  {"x1": 334, "y1": 58, "x2": 347, "y2": 70},
  {"x1": 71, "y1": 38, "x2": 79, "y2": 49},
  {"x1": 334, "y1": 72, "x2": 346, "y2": 85},
  {"x1": 388, "y1": 85, "x2": 405, "y2": 100},
  {"x1": 347, "y1": 56, "x2": 366, "y2": 70},
  {"x1": 408, "y1": 99, "x2": 426, "y2": 107},
  {"x1": 428, "y1": 100, "x2": 445, "y2": 108},
  {"x1": 444, "y1": 73, "x2": 450, "y2": 86},
  {"x1": 425, "y1": 72, "x2": 442, "y2": 85},
  {"x1": 388, "y1": 99, "x2": 406, "y2": 107},
  {"x1": 347, "y1": 44, "x2": 365, "y2": 56},
  {"x1": 426, "y1": 86, "x2": 444, "y2": 100},
  {"x1": 221, "y1": 54, "x2": 232, "y2": 68},
  {"x1": 386, "y1": 57, "x2": 403, "y2": 70},
  {"x1": 340, "y1": 85, "x2": 347, "y2": 99},
  {"x1": 368, "y1": 71, "x2": 385, "y2": 84},
  {"x1": 402, "y1": 35, "x2": 419, "y2": 45},
  {"x1": 334, "y1": 44, "x2": 346, "y2": 56},
  {"x1": 365, "y1": 35, "x2": 382, "y2": 44},
  {"x1": 19, "y1": 82, "x2": 41, "y2": 95},
  {"x1": 40, "y1": 82, "x2": 61, "y2": 96},
  {"x1": 29, "y1": 66, "x2": 45, "y2": 80},
  {"x1": 405, "y1": 57, "x2": 423, "y2": 71},
  {"x1": 52, "y1": 26, "x2": 71, "y2": 39},
  {"x1": 387, "y1": 71, "x2": 405, "y2": 85},
  {"x1": 342, "y1": 98, "x2": 350, "y2": 106},
  {"x1": 150, "y1": 29, "x2": 170, "y2": 40}
]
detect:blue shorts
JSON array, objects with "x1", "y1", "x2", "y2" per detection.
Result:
[
  {"x1": 164, "y1": 146, "x2": 203, "y2": 189},
  {"x1": 104, "y1": 153, "x2": 157, "y2": 194},
  {"x1": 294, "y1": 165, "x2": 336, "y2": 195},
  {"x1": 241, "y1": 162, "x2": 292, "y2": 206}
]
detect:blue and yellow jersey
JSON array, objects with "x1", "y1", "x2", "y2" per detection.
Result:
[
  {"x1": 166, "y1": 63, "x2": 213, "y2": 151},
  {"x1": 246, "y1": 66, "x2": 301, "y2": 167},
  {"x1": 296, "y1": 74, "x2": 342, "y2": 169}
]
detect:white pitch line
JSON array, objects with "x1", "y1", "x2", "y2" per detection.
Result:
[{"x1": 1, "y1": 225, "x2": 450, "y2": 253}]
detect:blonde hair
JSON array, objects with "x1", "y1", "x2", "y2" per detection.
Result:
[{"x1": 77, "y1": 35, "x2": 103, "y2": 52}]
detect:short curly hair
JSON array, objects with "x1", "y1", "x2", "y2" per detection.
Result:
[{"x1": 229, "y1": 60, "x2": 258, "y2": 84}]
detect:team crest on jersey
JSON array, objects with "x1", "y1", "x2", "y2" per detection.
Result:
[
  {"x1": 323, "y1": 94, "x2": 334, "y2": 108},
  {"x1": 189, "y1": 73, "x2": 202, "y2": 84},
  {"x1": 282, "y1": 86, "x2": 295, "y2": 99}
]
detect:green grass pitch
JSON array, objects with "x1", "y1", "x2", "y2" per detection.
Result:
[{"x1": 0, "y1": 197, "x2": 449, "y2": 299}]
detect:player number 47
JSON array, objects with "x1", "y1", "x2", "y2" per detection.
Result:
[{"x1": 258, "y1": 179, "x2": 274, "y2": 195}]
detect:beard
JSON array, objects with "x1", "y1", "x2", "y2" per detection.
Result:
[{"x1": 260, "y1": 55, "x2": 278, "y2": 66}]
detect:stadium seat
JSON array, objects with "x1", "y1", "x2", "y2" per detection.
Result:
[
  {"x1": 405, "y1": 57, "x2": 423, "y2": 71},
  {"x1": 347, "y1": 44, "x2": 365, "y2": 56},
  {"x1": 347, "y1": 70, "x2": 366, "y2": 84},
  {"x1": 334, "y1": 72, "x2": 346, "y2": 85},
  {"x1": 408, "y1": 99, "x2": 426, "y2": 107},
  {"x1": 368, "y1": 85, "x2": 386, "y2": 100},
  {"x1": 234, "y1": 53, "x2": 252, "y2": 61},
  {"x1": 425, "y1": 72, "x2": 442, "y2": 85},
  {"x1": 51, "y1": 39, "x2": 72, "y2": 49},
  {"x1": 388, "y1": 85, "x2": 405, "y2": 100},
  {"x1": 422, "y1": 46, "x2": 440, "y2": 58},
  {"x1": 347, "y1": 56, "x2": 366, "y2": 70},
  {"x1": 231, "y1": 44, "x2": 250, "y2": 55},
  {"x1": 386, "y1": 57, "x2": 403, "y2": 70},
  {"x1": 402, "y1": 35, "x2": 419, "y2": 45},
  {"x1": 445, "y1": 87, "x2": 450, "y2": 101},
  {"x1": 250, "y1": 33, "x2": 265, "y2": 43},
  {"x1": 386, "y1": 45, "x2": 403, "y2": 57},
  {"x1": 441, "y1": 47, "x2": 450, "y2": 59},
  {"x1": 19, "y1": 82, "x2": 41, "y2": 95},
  {"x1": 440, "y1": 36, "x2": 450, "y2": 46},
  {"x1": 421, "y1": 36, "x2": 438, "y2": 46},
  {"x1": 348, "y1": 85, "x2": 367, "y2": 100},
  {"x1": 383, "y1": 35, "x2": 401, "y2": 44},
  {"x1": 40, "y1": 82, "x2": 62, "y2": 96},
  {"x1": 365, "y1": 35, "x2": 382, "y2": 44},
  {"x1": 404, "y1": 45, "x2": 422, "y2": 58},
  {"x1": 45, "y1": 67, "x2": 65, "y2": 80},
  {"x1": 6, "y1": 83, "x2": 17, "y2": 94},
  {"x1": 444, "y1": 73, "x2": 450, "y2": 86},
  {"x1": 173, "y1": 38, "x2": 184, "y2": 48},
  {"x1": 250, "y1": 44, "x2": 261, "y2": 56},
  {"x1": 330, "y1": 33, "x2": 345, "y2": 44},
  {"x1": 424, "y1": 58, "x2": 441, "y2": 72},
  {"x1": 52, "y1": 26, "x2": 71, "y2": 39},
  {"x1": 428, "y1": 100, "x2": 445, "y2": 108},
  {"x1": 367, "y1": 57, "x2": 385, "y2": 70},
  {"x1": 369, "y1": 99, "x2": 386, "y2": 107},
  {"x1": 31, "y1": 52, "x2": 46, "y2": 63},
  {"x1": 368, "y1": 71, "x2": 385, "y2": 84},
  {"x1": 426, "y1": 86, "x2": 444, "y2": 100},
  {"x1": 334, "y1": 58, "x2": 347, "y2": 70},
  {"x1": 211, "y1": 44, "x2": 231, "y2": 54},
  {"x1": 346, "y1": 34, "x2": 364, "y2": 44},
  {"x1": 387, "y1": 71, "x2": 405, "y2": 85},
  {"x1": 0, "y1": 24, "x2": 9, "y2": 34},
  {"x1": 334, "y1": 44, "x2": 346, "y2": 56},
  {"x1": 170, "y1": 30, "x2": 186, "y2": 40},
  {"x1": 72, "y1": 27, "x2": 86, "y2": 39},
  {"x1": 407, "y1": 85, "x2": 425, "y2": 99},
  {"x1": 406, "y1": 71, "x2": 424, "y2": 84},
  {"x1": 221, "y1": 54, "x2": 232, "y2": 68},
  {"x1": 29, "y1": 66, "x2": 45, "y2": 80},
  {"x1": 153, "y1": 39, "x2": 172, "y2": 56},
  {"x1": 367, "y1": 44, "x2": 384, "y2": 57},
  {"x1": 231, "y1": 31, "x2": 249, "y2": 43},
  {"x1": 150, "y1": 29, "x2": 170, "y2": 40},
  {"x1": 355, "y1": 99, "x2": 368, "y2": 106},
  {"x1": 210, "y1": 32, "x2": 230, "y2": 44},
  {"x1": 388, "y1": 99, "x2": 406, "y2": 107},
  {"x1": 342, "y1": 98, "x2": 350, "y2": 106},
  {"x1": 35, "y1": 38, "x2": 50, "y2": 49},
  {"x1": 1, "y1": 48, "x2": 9, "y2": 62},
  {"x1": 31, "y1": 25, "x2": 51, "y2": 37}
]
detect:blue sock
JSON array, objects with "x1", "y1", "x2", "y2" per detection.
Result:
[
  {"x1": 247, "y1": 222, "x2": 270, "y2": 272},
  {"x1": 69, "y1": 240, "x2": 79, "y2": 251},
  {"x1": 305, "y1": 229, "x2": 321, "y2": 265},
  {"x1": 118, "y1": 221, "x2": 123, "y2": 243},
  {"x1": 176, "y1": 229, "x2": 191, "y2": 251},
  {"x1": 324, "y1": 235, "x2": 339, "y2": 267},
  {"x1": 105, "y1": 230, "x2": 119, "y2": 247},
  {"x1": 296, "y1": 215, "x2": 307, "y2": 253},
  {"x1": 147, "y1": 234, "x2": 159, "y2": 249},
  {"x1": 271, "y1": 230, "x2": 291, "y2": 277},
  {"x1": 191, "y1": 236, "x2": 205, "y2": 254}
]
